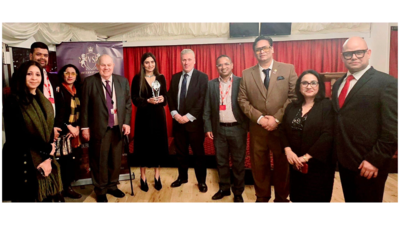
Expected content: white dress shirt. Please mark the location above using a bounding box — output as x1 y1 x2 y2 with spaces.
257 60 274 124
170 69 196 122
337 65 371 98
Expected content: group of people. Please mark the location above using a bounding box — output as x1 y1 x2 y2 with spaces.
2 35 397 203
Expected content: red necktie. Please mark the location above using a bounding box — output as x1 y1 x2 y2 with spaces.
338 75 354 108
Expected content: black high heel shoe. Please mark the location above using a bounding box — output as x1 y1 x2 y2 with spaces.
140 178 149 192
154 176 162 191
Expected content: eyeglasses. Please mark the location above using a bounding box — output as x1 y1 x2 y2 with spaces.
342 49 368 60
255 46 272 54
300 81 318 88
64 72 77 76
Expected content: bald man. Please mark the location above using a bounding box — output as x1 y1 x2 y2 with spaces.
81 54 132 202
332 37 397 202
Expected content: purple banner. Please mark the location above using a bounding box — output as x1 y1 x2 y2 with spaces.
56 41 124 79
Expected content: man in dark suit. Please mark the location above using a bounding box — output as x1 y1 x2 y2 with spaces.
167 49 209 192
29 42 64 141
203 55 248 202
332 36 397 202
238 36 297 202
81 54 132 202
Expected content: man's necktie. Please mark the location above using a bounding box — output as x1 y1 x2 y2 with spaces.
179 74 188 112
105 80 115 127
338 75 354 108
263 69 271 90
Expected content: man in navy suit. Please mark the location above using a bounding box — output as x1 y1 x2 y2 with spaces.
332 36 397 202
203 55 248 202
167 49 209 193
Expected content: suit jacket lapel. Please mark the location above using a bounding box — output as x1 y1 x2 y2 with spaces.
231 75 239 109
113 75 123 122
94 74 108 109
267 62 279 96
342 68 374 107
250 66 267 99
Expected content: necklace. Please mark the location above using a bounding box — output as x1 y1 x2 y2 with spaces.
145 74 154 78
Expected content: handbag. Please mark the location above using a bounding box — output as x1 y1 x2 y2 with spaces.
55 135 73 157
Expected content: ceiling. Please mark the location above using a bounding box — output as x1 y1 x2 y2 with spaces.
65 23 152 38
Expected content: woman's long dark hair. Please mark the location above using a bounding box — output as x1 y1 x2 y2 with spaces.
293 69 326 106
57 64 82 91
10 60 44 104
139 52 160 96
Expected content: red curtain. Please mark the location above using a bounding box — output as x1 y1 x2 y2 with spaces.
123 38 348 138
389 28 398 78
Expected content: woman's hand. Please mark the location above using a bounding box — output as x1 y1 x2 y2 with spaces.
147 97 158 105
37 159 52 177
284 147 302 169
67 125 79 138
157 95 164 103
50 143 56 156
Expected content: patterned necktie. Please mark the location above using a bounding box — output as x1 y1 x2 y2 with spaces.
338 75 354 108
105 80 115 127
179 74 188 113
262 69 271 90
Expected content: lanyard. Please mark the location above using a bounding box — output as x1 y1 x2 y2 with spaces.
219 78 233 105
102 80 114 105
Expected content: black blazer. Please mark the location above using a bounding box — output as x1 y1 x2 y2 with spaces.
279 99 334 164
80 73 132 140
167 69 208 133
331 67 398 171
203 75 249 135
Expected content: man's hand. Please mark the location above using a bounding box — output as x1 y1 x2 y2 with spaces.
54 127 62 141
82 129 90 142
358 160 379 179
264 115 278 131
206 132 214 140
180 115 190 124
259 117 269 129
122 124 131 136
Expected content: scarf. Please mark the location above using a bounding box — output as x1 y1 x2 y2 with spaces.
18 90 63 201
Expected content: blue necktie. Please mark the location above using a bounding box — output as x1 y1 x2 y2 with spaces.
263 69 271 90
179 74 188 113
105 80 114 127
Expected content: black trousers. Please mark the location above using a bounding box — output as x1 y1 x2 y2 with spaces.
89 126 122 196
213 125 247 195
339 163 389 202
174 125 206 183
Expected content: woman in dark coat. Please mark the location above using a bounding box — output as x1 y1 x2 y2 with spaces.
279 70 335 202
55 64 83 199
3 61 63 202
131 52 168 192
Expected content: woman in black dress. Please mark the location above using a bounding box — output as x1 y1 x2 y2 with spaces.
3 61 63 202
131 52 168 192
279 70 335 202
55 64 83 199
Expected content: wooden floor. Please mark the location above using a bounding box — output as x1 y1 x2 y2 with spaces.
64 167 398 203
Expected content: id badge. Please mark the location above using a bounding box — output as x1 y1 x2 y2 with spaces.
48 98 55 104
219 105 226 111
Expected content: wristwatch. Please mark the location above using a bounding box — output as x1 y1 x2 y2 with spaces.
274 118 280 124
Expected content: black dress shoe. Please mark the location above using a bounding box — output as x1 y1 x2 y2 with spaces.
106 189 125 198
198 183 208 193
211 189 231 200
170 178 188 188
154 177 162 191
97 194 108 202
140 178 149 192
64 186 82 199
234 195 244 202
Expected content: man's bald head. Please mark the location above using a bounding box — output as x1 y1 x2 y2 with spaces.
341 36 371 73
96 54 115 79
